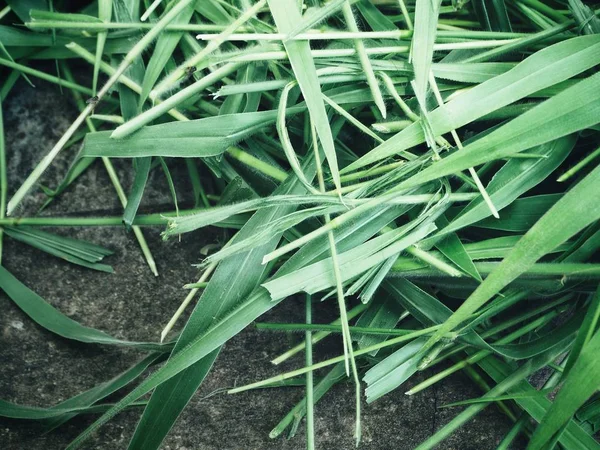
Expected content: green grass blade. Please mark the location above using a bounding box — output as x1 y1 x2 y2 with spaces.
0 266 169 351
138 0 195 108
395 71 600 193
421 162 600 356
472 0 512 32
268 0 342 192
93 0 113 94
344 35 600 172
83 108 300 158
528 298 600 448
411 0 441 104
440 135 576 236
123 157 152 229
562 286 600 380
341 2 386 118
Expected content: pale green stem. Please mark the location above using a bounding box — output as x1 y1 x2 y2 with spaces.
271 303 369 365
518 0 569 23
0 5 11 20
339 161 404 184
313 125 361 444
0 58 94 96
342 1 387 118
323 94 384 143
26 21 253 32
228 324 444 394
397 0 413 30
557 145 600 182
196 30 530 41
141 0 163 21
218 40 516 63
93 0 112 94
305 295 315 450
111 62 244 139
183 281 209 289
66 43 188 122
6 0 197 215
406 246 462 277
226 147 288 182
90 114 125 124
428 71 499 218
160 261 218 342
152 0 266 98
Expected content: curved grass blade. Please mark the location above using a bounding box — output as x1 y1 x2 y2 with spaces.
267 0 342 192
0 266 170 351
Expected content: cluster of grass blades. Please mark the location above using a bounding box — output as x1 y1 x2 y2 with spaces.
1 0 600 448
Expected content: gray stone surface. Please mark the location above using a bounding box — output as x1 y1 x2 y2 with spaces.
0 80 521 449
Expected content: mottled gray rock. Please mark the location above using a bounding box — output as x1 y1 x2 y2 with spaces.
0 80 521 450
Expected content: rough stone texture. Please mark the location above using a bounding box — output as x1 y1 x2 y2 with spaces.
0 80 521 449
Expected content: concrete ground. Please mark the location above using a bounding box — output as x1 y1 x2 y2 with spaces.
0 81 521 449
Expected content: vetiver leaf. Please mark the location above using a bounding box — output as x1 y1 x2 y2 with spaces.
421 162 600 355
344 35 600 172
267 0 342 191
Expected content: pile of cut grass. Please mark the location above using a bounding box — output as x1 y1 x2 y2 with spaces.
1 0 600 448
